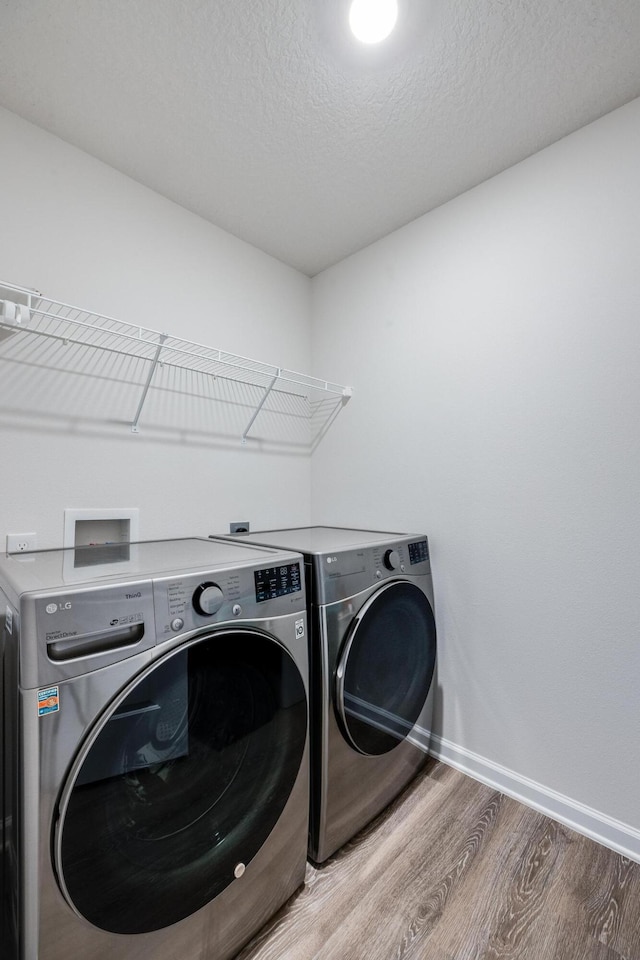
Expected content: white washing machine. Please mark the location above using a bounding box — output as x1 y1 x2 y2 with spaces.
0 537 309 960
220 527 437 863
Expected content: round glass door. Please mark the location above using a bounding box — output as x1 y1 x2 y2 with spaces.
335 582 436 756
55 630 307 934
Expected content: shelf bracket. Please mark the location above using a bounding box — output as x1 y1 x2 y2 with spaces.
131 334 167 433
241 372 279 444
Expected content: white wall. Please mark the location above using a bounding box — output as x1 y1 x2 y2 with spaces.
3 95 640 856
311 98 640 845
0 107 312 546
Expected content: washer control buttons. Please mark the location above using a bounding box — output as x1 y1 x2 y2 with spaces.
232 604 242 617
171 617 185 632
192 582 225 617
383 549 400 571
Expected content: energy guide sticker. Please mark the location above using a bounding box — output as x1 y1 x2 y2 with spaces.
38 686 60 717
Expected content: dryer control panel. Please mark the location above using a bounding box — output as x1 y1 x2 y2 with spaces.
316 537 431 606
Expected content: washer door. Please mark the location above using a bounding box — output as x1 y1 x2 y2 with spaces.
335 581 436 756
54 629 307 935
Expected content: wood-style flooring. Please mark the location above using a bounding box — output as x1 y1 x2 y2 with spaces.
237 760 640 960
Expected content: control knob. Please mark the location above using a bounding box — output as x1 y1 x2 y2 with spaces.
383 549 400 571
193 582 224 616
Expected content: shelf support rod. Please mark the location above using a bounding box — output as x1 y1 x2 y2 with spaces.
241 372 279 444
131 334 168 433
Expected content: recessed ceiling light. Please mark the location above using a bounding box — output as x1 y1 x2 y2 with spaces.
349 0 399 44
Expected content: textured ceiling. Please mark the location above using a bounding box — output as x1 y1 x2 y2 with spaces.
1 0 640 276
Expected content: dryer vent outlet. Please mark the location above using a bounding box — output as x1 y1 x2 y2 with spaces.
230 522 250 534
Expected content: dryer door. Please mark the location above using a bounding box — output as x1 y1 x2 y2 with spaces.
335 581 436 756
53 629 307 935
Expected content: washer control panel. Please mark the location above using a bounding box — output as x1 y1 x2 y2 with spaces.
254 561 302 603
153 558 304 638
408 539 429 565
383 549 400 570
192 582 225 616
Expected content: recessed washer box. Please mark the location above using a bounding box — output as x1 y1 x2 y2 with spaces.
63 508 140 577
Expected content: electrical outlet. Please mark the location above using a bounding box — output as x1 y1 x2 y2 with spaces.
230 522 250 534
6 532 38 553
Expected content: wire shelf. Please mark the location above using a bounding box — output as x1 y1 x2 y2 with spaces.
0 281 352 442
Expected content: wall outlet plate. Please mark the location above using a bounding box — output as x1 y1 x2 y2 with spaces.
6 532 37 553
230 522 250 534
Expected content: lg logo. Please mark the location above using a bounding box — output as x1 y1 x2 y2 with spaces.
326 556 338 564
45 601 72 614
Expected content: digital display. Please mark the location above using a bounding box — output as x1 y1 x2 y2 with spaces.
408 540 429 565
255 562 302 603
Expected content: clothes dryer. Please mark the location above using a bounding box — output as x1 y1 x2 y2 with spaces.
0 537 308 960
220 527 436 863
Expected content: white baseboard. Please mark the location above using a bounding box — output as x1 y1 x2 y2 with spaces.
421 731 640 864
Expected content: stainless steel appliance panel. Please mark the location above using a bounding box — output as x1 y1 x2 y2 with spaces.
1 538 309 960
217 526 437 863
